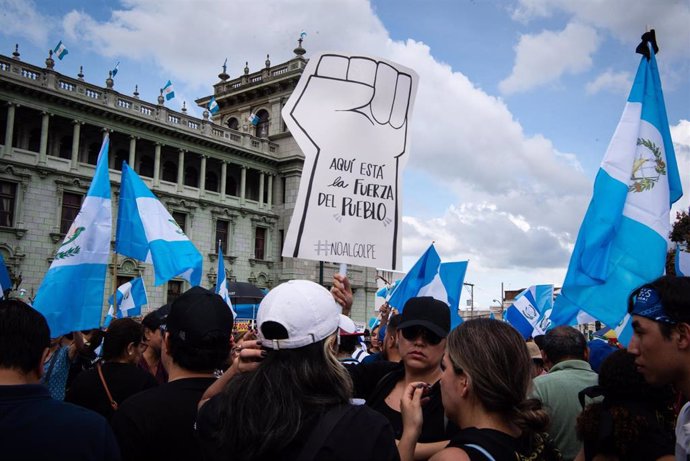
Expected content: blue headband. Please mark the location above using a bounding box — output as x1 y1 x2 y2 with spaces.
631 287 677 325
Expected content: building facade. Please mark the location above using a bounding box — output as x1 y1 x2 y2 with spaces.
0 42 379 324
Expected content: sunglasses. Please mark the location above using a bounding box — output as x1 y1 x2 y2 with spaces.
400 326 443 345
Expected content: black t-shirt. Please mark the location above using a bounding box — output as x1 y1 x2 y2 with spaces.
111 377 216 461
448 428 562 461
196 394 400 461
66 362 158 421
347 361 459 443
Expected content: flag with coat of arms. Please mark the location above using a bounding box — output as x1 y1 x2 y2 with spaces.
33 136 112 336
215 245 236 318
551 31 681 333
504 285 554 339
104 277 148 326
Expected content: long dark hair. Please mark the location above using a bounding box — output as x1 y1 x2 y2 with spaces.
217 334 352 460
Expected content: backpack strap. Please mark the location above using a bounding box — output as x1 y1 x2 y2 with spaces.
296 404 353 461
463 443 498 461
96 362 118 411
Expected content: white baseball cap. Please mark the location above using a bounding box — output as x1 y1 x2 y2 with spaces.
257 280 341 350
339 314 364 336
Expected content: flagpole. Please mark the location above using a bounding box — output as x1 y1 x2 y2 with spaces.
111 252 118 315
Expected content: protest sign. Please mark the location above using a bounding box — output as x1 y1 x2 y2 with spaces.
281 53 418 270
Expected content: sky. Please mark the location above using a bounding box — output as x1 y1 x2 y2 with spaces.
2 0 689 309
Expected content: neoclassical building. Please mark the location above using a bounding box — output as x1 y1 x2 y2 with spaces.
0 40 379 324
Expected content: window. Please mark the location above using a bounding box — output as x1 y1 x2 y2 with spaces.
184 166 198 188
172 212 186 233
162 161 177 182
139 155 154 177
87 143 100 165
281 176 286 204
116 276 133 291
227 117 239 130
205 172 219 192
60 192 83 234
0 181 17 227
279 229 284 262
114 149 128 171
167 280 183 303
255 110 269 138
215 220 229 254
254 227 266 260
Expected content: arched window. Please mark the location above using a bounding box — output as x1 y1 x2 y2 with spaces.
162 161 177 182
184 166 199 188
206 172 219 192
139 155 154 177
255 109 269 138
226 117 239 130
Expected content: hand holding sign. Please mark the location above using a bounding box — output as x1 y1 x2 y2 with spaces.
282 53 418 270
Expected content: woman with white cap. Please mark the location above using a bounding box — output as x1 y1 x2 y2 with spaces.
196 279 399 461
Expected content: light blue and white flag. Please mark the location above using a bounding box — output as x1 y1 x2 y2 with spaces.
248 113 259 126
0 252 12 299
162 80 175 101
376 279 401 300
33 137 111 336
439 261 468 329
53 40 68 60
116 162 202 286
614 313 634 346
111 62 120 78
215 245 236 318
676 243 690 276
104 277 148 326
387 244 442 311
551 39 681 329
503 285 553 339
208 97 220 115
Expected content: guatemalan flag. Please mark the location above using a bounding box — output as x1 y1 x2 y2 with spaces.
162 80 175 101
34 136 112 336
208 97 220 115
215 246 236 318
53 40 68 60
676 243 690 276
551 31 682 329
505 285 553 339
248 113 259 126
104 277 148 326
387 243 468 328
116 162 202 286
0 252 12 299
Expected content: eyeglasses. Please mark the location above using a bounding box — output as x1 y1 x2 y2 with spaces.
400 326 443 345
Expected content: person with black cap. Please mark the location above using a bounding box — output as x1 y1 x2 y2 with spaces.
342 293 459 459
111 286 233 461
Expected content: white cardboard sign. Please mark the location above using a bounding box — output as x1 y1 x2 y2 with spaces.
281 53 418 270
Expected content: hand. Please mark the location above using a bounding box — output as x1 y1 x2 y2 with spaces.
331 274 353 315
232 339 264 374
400 382 429 440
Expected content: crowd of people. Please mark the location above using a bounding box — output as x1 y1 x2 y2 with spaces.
1 274 690 460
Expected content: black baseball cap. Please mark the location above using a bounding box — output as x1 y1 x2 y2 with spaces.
165 286 234 348
397 297 451 338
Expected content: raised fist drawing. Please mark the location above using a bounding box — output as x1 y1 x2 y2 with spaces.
282 53 418 270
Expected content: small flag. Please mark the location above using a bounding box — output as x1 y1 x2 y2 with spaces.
215 245 236 318
300 31 307 40
248 113 259 126
104 277 148 326
33 136 111 336
111 62 120 78
504 285 554 339
115 162 202 286
0 253 11 299
208 96 220 115
676 243 690 276
551 32 682 329
162 80 175 101
53 41 68 60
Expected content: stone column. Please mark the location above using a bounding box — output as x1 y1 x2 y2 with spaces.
220 161 227 201
128 136 137 169
267 174 273 208
38 112 49 165
177 149 185 191
3 103 15 156
70 120 81 171
240 166 247 204
259 172 265 208
153 143 161 187
199 154 207 192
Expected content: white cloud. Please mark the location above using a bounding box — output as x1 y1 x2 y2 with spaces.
499 22 599 94
671 120 690 217
586 69 632 95
0 0 54 46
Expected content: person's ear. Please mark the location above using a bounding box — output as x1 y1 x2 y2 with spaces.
676 323 690 350
126 342 137 357
162 332 172 356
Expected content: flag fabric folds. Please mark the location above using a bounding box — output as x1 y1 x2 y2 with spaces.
111 62 120 78
53 41 68 60
215 246 237 318
439 261 468 329
0 252 12 299
162 80 175 101
104 277 148 326
116 162 202 286
551 40 681 329
208 97 220 115
33 137 112 336
248 113 259 126
505 285 553 339
676 243 690 276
